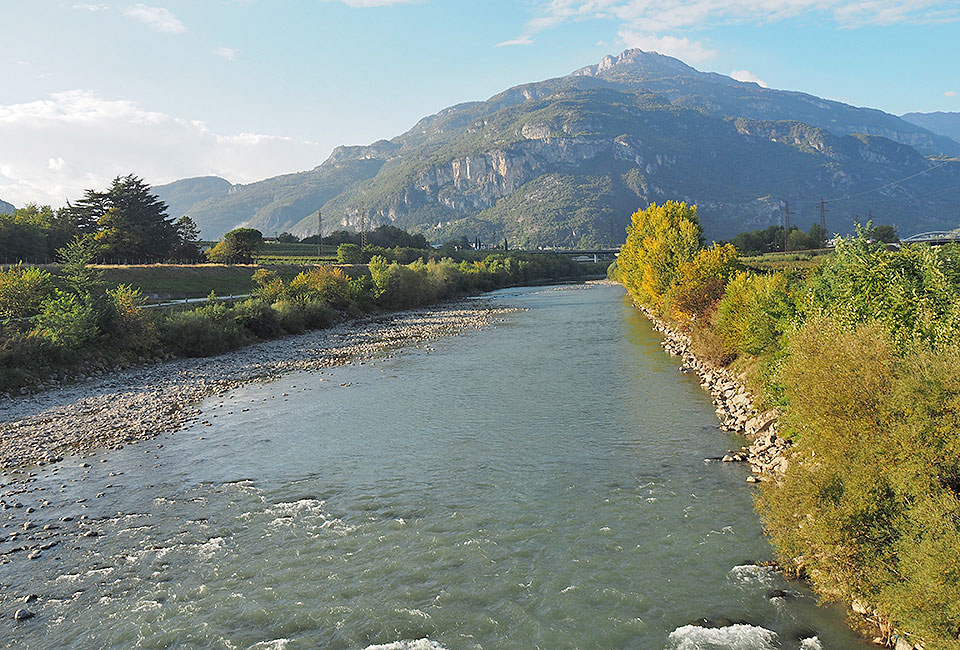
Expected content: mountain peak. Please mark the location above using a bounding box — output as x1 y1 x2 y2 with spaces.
570 48 699 79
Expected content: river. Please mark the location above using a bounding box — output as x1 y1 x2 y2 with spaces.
1 282 871 650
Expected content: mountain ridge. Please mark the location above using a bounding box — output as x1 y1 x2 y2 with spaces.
901 111 960 146
155 49 960 244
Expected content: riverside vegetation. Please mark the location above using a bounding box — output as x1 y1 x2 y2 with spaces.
613 201 960 650
0 238 592 394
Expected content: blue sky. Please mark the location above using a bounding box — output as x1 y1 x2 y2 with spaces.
1 0 958 206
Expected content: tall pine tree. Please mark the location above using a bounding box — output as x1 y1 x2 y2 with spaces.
64 175 178 261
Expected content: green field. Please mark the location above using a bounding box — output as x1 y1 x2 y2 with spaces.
739 248 834 273
98 264 315 300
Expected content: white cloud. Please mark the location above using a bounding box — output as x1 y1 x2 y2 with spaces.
618 31 717 63
213 47 239 60
496 36 534 47
730 69 768 87
122 4 187 34
0 90 327 208
946 90 958 97
520 0 960 36
320 0 419 6
73 3 107 10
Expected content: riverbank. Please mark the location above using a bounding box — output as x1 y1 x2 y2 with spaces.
0 300 516 472
632 301 789 482
633 301 927 650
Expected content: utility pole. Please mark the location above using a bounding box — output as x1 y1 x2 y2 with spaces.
317 209 322 258
784 200 791 251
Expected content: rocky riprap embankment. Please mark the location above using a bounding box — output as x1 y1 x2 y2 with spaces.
635 304 789 483
637 302 929 650
0 302 515 472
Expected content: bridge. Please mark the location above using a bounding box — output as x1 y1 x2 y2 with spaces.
532 248 621 262
900 231 960 245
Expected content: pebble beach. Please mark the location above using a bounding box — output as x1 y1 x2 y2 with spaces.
0 300 515 472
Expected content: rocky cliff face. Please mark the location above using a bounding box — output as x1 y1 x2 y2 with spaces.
0 198 15 215
159 48 960 244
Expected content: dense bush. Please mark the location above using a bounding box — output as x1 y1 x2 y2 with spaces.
616 201 960 648
715 271 799 357
0 264 55 318
160 302 250 357
666 243 740 321
759 320 960 648
0 250 589 392
232 299 282 339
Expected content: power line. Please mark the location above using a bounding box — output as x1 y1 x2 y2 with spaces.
795 158 954 205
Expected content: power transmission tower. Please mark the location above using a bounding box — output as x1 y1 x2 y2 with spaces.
359 204 367 248
784 200 791 251
317 209 322 258
819 198 828 247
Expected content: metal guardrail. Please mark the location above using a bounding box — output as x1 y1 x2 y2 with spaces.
140 294 251 309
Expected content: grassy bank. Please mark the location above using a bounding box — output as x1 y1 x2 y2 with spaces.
614 202 960 650
0 251 592 394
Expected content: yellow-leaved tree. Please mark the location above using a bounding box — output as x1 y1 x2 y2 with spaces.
618 201 702 312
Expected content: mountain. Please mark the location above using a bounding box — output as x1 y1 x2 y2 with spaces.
572 50 960 158
153 176 233 235
901 112 960 146
157 49 960 245
0 199 15 214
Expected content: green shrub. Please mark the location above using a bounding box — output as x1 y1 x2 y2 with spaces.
0 264 55 318
0 330 55 390
666 243 740 321
272 299 305 334
160 303 249 357
103 284 158 354
336 243 364 264
715 271 799 357
32 290 99 348
233 298 281 339
287 267 353 309
759 321 960 647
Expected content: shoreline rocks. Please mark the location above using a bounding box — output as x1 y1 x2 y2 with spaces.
636 301 924 650
635 303 789 482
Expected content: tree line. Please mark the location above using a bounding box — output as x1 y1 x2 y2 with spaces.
1 175 202 264
0 247 591 392
614 201 960 649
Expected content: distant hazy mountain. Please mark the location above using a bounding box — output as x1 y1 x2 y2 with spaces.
901 112 960 147
153 176 233 235
0 198 15 214
156 49 960 244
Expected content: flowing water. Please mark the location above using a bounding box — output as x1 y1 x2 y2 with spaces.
1 282 872 650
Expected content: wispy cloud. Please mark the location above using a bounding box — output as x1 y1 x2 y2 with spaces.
73 3 107 10
213 47 239 61
122 4 187 34
519 0 960 35
319 0 420 6
496 36 534 47
946 90 958 97
618 31 716 63
0 90 325 209
730 69 768 87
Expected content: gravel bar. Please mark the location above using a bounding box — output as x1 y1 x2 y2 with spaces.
0 300 516 472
